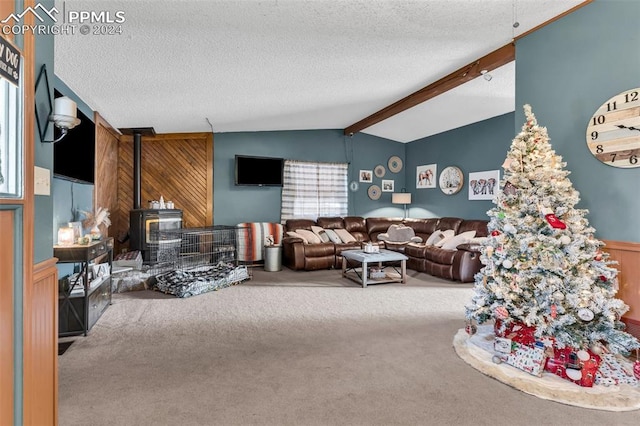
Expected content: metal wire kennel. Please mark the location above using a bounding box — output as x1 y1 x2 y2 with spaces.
148 225 252 297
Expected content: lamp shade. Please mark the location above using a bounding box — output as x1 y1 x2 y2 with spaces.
54 96 77 118
392 193 411 205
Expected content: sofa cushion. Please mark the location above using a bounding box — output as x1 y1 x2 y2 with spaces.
334 228 356 243
316 217 344 229
404 218 439 235
311 225 330 242
436 217 464 233
440 230 476 250
433 229 456 247
377 224 422 243
458 220 489 238
324 229 343 243
424 247 458 264
295 229 322 244
344 216 368 241
285 219 316 232
286 231 306 243
425 230 445 246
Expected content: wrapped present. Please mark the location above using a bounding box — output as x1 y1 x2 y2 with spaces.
595 354 639 387
494 319 537 347
544 346 601 387
496 341 547 376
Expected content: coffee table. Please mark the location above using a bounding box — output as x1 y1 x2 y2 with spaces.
341 249 408 288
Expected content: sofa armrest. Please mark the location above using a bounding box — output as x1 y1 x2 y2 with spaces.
456 243 482 252
282 237 305 270
452 247 482 282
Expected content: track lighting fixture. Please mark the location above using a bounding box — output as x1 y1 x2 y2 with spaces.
481 70 492 81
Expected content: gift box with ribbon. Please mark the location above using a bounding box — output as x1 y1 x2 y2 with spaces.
494 319 537 347
544 346 601 387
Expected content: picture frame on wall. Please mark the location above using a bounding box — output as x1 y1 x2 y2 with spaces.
359 170 373 183
381 179 394 192
468 170 500 200
416 164 437 189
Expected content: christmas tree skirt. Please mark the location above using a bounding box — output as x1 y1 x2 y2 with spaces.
453 326 640 411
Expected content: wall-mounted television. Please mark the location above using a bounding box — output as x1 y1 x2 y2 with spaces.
235 155 284 186
53 89 95 184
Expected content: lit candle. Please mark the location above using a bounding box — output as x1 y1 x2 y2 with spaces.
57 227 75 246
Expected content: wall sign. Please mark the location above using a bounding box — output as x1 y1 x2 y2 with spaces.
0 36 21 86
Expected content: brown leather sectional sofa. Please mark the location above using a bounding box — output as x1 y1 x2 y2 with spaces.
282 216 488 282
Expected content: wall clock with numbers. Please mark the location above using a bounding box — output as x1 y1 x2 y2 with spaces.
586 87 640 168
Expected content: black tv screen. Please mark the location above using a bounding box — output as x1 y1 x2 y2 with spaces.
235 155 284 186
53 90 95 184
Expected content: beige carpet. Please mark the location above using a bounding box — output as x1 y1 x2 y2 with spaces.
59 268 640 425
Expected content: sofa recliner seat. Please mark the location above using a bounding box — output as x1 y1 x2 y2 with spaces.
282 216 488 282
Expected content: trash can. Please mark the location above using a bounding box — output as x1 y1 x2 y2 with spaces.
264 245 282 272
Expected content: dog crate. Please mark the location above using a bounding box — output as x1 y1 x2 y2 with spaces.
148 225 252 297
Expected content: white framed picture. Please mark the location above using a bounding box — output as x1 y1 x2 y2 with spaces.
381 179 394 192
416 164 437 189
468 170 500 200
359 170 373 183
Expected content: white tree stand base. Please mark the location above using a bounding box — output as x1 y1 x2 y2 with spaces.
453 326 640 411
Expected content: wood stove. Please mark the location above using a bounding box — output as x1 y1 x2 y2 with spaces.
129 209 183 262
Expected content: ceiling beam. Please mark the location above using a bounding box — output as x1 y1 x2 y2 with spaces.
344 43 515 136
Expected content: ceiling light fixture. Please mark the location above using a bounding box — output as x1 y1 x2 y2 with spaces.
481 70 492 81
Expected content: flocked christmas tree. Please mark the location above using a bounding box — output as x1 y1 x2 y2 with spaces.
465 104 639 356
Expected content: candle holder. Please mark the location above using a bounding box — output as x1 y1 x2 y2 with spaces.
57 226 75 246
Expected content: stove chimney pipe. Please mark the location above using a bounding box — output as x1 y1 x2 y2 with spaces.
118 127 156 210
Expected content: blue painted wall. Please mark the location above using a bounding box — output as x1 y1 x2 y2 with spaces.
213 129 406 225
405 112 514 220
516 0 640 242
32 0 55 263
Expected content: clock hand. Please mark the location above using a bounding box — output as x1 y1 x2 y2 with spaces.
616 124 640 132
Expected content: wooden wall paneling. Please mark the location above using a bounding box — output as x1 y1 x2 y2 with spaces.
116 132 213 253
94 112 121 238
0 210 14 425
25 259 58 425
602 240 640 339
206 132 213 225
19 0 57 422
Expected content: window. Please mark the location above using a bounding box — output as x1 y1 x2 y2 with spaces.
281 160 348 222
0 53 23 198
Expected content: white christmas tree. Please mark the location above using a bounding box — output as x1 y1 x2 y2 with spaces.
466 105 639 355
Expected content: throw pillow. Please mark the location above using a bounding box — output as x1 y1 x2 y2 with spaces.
388 224 415 242
433 229 457 247
334 228 356 243
377 232 390 242
425 230 444 246
286 231 307 243
324 229 343 244
296 229 322 244
440 230 477 250
310 225 330 243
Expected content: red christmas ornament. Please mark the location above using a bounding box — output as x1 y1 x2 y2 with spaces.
491 230 501 237
495 306 509 320
600 275 607 282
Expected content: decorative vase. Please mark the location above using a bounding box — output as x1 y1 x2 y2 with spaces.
90 225 101 240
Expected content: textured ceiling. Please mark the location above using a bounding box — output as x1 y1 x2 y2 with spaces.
54 0 585 142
